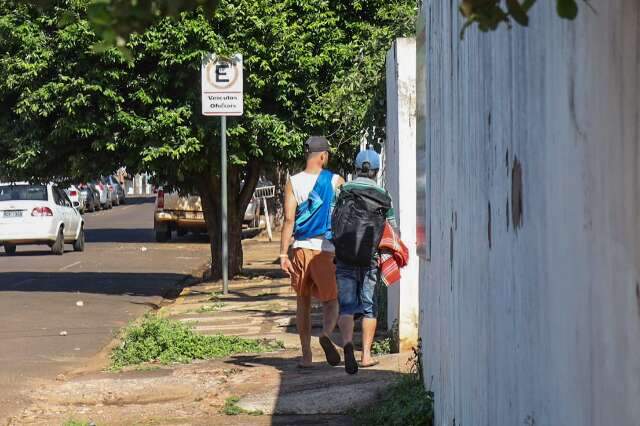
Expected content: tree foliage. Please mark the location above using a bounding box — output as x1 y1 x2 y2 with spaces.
25 0 217 51
0 0 417 277
459 0 588 38
0 2 127 181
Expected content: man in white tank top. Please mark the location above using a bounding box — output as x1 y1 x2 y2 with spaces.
280 136 345 368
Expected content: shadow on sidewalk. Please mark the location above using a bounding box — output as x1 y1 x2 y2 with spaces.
0 271 187 298
223 352 408 422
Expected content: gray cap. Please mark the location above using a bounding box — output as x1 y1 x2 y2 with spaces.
304 136 330 154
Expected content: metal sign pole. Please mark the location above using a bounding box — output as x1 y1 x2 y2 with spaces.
202 53 242 295
221 116 229 294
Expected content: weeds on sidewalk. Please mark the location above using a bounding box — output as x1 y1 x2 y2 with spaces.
353 373 433 426
197 301 226 313
110 315 283 369
371 337 393 355
222 396 263 416
371 320 400 355
354 340 433 426
63 420 92 426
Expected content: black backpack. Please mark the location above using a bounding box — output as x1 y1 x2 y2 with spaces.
331 186 392 266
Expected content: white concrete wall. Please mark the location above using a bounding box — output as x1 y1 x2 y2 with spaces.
416 1 640 425
385 38 419 351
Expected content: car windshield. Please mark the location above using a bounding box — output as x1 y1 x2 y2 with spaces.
0 184 48 201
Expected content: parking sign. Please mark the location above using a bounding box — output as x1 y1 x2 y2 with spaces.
201 54 243 116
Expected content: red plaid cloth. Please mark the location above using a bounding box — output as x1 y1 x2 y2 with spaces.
378 222 409 286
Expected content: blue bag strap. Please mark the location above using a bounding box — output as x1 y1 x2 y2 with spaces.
294 170 334 240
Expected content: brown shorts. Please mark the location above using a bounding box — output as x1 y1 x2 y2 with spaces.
290 248 338 302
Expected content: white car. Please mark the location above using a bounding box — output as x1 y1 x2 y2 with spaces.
0 182 85 255
65 185 86 213
90 179 113 209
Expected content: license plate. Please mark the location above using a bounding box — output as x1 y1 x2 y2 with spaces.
3 210 23 218
185 212 204 220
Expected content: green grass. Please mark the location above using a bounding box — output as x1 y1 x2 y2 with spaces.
196 301 226 313
222 396 263 416
209 290 223 300
62 420 92 426
110 315 283 369
353 374 434 426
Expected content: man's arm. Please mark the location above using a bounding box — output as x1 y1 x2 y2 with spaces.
279 179 296 276
331 175 346 210
385 191 399 234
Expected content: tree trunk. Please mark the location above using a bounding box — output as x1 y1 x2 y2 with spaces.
197 159 261 281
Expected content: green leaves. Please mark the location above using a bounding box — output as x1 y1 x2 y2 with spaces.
27 0 219 46
1 0 416 186
459 0 583 38
557 0 578 19
506 0 530 26
0 1 129 181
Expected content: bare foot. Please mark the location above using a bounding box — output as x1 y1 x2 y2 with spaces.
359 356 379 368
298 352 313 368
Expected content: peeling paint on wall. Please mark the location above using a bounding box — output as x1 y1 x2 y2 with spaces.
488 201 492 249
636 282 640 317
511 157 523 231
506 198 510 231
449 226 454 292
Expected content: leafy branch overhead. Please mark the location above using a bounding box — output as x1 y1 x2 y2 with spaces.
26 0 217 48
459 0 588 38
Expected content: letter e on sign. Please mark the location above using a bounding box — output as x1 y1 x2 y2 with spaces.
201 53 243 116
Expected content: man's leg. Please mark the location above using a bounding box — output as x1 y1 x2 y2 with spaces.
296 294 313 366
318 299 341 366
338 314 358 374
335 261 359 374
338 314 355 345
322 299 339 337
360 317 377 365
360 266 380 366
312 252 341 365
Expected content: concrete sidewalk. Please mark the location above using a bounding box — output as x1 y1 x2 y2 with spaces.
10 239 411 425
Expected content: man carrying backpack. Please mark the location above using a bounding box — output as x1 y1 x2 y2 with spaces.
331 147 396 375
280 136 345 369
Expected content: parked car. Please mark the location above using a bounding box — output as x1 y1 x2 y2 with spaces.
0 182 85 255
78 183 100 212
65 185 86 214
105 175 126 205
107 182 118 206
153 184 270 242
153 190 206 242
90 179 113 209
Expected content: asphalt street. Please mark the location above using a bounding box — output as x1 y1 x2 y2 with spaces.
0 197 211 420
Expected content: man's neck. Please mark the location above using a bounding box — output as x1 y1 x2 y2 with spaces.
305 165 323 174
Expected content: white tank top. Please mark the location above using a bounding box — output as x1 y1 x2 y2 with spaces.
290 171 340 252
